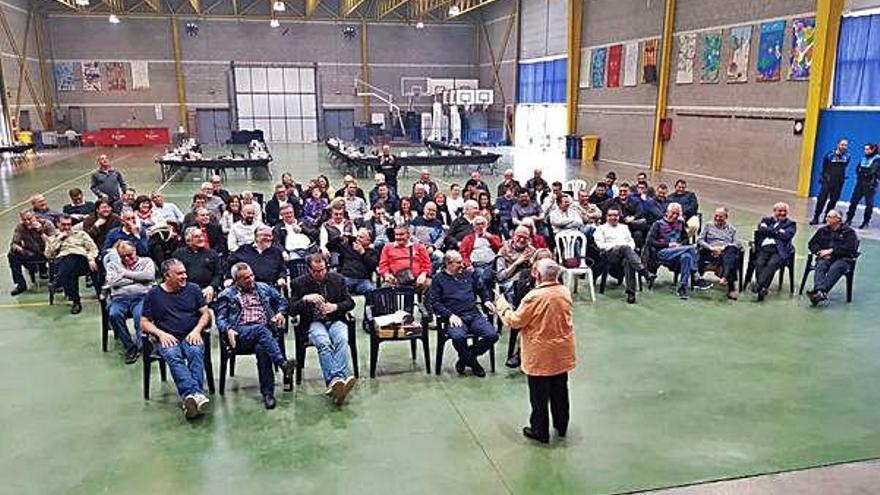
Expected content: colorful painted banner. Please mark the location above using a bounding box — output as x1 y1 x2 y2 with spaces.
676 33 697 84
623 41 639 87
606 44 623 88
591 47 607 88
105 62 127 91
727 25 752 83
82 62 102 92
700 30 722 83
642 38 659 83
54 62 76 91
788 17 815 80
131 61 150 90
757 20 786 82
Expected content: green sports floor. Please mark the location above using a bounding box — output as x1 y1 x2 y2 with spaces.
1 144 878 495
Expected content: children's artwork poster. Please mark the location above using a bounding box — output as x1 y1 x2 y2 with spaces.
105 62 128 91
642 38 659 83
54 63 76 91
676 33 696 84
623 41 639 87
580 49 592 88
727 25 752 83
700 30 722 83
131 61 150 90
788 17 815 81
81 62 102 92
606 44 623 88
591 47 607 89
757 20 786 82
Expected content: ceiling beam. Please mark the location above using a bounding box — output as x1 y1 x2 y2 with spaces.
341 0 366 16
47 0 79 9
444 0 497 19
102 0 124 11
143 0 162 12
189 0 200 14
305 0 320 16
376 0 408 18
411 0 447 19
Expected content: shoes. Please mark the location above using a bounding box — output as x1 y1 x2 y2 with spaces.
280 359 297 384
678 287 689 300
335 376 357 406
505 353 521 369
809 290 828 307
38 271 49 280
805 289 816 297
808 218 820 226
859 222 870 230
757 288 767 302
194 393 210 415
328 378 345 404
727 290 739 301
644 272 657 289
693 278 713 291
455 359 466 375
263 394 277 410
844 220 852 227
124 347 140 365
555 427 567 438
70 301 82 315
626 292 636 304
522 426 549 444
183 395 199 419
10 285 26 296
471 361 486 378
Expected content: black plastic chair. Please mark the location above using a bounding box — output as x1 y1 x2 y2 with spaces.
596 251 644 294
798 241 860 303
363 287 431 378
218 323 289 395
141 331 215 400
435 313 497 375
292 313 359 385
743 240 795 294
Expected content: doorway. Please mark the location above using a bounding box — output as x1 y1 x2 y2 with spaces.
197 109 232 144
323 109 355 141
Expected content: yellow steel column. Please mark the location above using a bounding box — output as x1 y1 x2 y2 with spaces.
360 20 371 123
796 0 844 197
650 0 676 172
565 0 583 134
171 17 188 132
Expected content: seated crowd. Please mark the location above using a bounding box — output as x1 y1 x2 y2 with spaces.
6 154 861 418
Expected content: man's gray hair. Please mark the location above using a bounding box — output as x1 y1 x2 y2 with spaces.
184 226 202 242
256 225 273 236
444 250 463 264
161 258 185 278
536 258 562 282
666 202 682 214
464 199 479 209
230 262 251 280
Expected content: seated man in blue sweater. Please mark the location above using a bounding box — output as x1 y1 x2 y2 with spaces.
101 208 150 257
430 250 498 377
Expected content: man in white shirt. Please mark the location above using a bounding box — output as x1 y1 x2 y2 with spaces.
343 182 368 225
273 204 313 259
151 191 184 224
228 203 263 252
200 182 225 219
594 208 654 304
548 195 584 235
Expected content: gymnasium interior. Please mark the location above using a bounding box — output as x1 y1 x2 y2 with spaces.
1 0 880 494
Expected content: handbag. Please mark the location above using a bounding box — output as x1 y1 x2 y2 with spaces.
394 245 416 286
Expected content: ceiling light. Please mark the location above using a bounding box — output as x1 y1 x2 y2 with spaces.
415 21 425 29
448 4 460 16
74 0 89 6
270 18 280 28
108 14 120 23
273 0 285 12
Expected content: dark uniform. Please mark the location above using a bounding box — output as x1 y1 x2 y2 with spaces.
811 149 851 224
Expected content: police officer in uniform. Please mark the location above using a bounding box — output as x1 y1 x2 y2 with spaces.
810 139 851 225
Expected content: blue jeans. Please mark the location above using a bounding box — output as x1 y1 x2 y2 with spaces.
448 313 498 364
109 295 144 351
657 245 698 290
236 323 285 397
345 277 375 296
157 339 205 399
579 224 596 238
308 320 350 386
813 258 853 293
473 262 495 290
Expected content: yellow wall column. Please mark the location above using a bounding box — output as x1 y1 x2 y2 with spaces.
361 20 371 123
171 17 188 132
796 0 845 197
650 0 676 172
565 0 583 134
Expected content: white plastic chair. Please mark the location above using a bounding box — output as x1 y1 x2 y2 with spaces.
564 179 590 194
554 230 596 302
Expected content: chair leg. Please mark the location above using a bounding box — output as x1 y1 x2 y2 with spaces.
587 270 596 303
159 360 168 382
599 271 608 294
348 323 360 379
229 355 236 377
777 266 784 291
142 351 152 401
846 272 854 303
203 339 215 395
369 336 379 379
295 340 306 386
489 343 496 373
422 333 431 374
788 262 795 294
409 339 417 361
435 331 446 375
219 354 228 396
507 329 518 360
798 267 811 296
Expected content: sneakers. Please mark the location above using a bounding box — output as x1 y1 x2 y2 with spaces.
692 278 713 291
328 378 345 404
124 347 140 365
335 376 357 406
183 395 199 419
263 394 277 410
70 301 82 315
678 287 689 300
505 352 521 369
10 285 26 296
809 290 828 307
626 292 636 304
756 288 768 302
194 393 210 415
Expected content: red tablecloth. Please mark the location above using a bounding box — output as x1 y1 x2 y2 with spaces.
81 127 170 146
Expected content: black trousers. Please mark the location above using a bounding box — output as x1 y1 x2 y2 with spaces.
528 372 570 439
604 245 643 294
55 254 98 304
846 179 876 225
703 246 739 291
813 176 844 221
754 244 782 291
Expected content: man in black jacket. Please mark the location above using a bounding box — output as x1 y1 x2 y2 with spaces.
172 226 223 304
752 202 797 301
226 226 286 287
330 228 378 296
265 183 302 227
289 253 357 405
806 210 859 306
601 183 648 246
191 207 227 257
